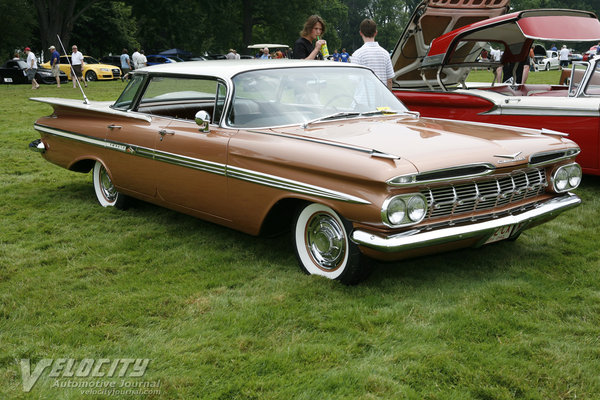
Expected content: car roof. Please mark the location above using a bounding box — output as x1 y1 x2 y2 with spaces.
133 59 366 80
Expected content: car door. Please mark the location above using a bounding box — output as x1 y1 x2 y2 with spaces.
141 76 233 220
103 115 164 198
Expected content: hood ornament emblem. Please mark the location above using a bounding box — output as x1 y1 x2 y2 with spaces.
494 151 522 160
494 151 526 164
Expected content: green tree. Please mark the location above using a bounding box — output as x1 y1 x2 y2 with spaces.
0 0 36 59
32 0 102 59
71 1 138 58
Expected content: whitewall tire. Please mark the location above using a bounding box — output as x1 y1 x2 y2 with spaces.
92 161 127 209
292 203 370 284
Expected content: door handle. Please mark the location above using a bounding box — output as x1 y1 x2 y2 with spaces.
108 124 122 129
158 129 175 141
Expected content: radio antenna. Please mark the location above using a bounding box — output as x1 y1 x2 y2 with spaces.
56 34 89 104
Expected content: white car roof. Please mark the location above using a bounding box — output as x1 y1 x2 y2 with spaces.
135 59 366 80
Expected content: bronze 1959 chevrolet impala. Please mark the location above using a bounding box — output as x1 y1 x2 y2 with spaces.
30 60 582 283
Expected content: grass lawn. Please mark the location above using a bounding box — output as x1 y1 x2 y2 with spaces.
1 77 599 399
467 68 562 84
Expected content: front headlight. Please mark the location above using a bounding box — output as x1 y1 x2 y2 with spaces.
382 194 428 227
551 163 582 192
101 68 109 72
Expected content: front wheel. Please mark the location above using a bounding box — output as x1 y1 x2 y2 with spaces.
92 161 127 209
85 70 97 81
292 203 370 284
545 63 550 71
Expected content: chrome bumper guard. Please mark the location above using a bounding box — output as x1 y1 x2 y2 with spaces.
352 193 581 253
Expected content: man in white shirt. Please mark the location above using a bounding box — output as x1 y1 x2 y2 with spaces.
131 49 141 69
25 47 39 89
351 19 394 89
559 45 570 69
490 47 503 84
71 45 86 88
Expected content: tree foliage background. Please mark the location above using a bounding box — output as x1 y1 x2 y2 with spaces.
1 0 599 60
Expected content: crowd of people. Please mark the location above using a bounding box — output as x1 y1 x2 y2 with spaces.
12 44 149 88
221 15 393 88
14 14 396 90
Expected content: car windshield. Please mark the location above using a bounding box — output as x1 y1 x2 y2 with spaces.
228 66 407 128
83 56 100 64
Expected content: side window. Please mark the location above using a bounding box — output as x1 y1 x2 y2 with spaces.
583 65 600 96
135 76 222 122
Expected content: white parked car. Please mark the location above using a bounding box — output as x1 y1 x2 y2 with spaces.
538 50 560 70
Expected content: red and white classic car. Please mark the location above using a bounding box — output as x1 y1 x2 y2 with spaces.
391 1 600 176
30 60 582 283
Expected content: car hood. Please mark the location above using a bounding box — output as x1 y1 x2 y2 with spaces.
274 115 576 173
391 0 509 88
91 63 120 70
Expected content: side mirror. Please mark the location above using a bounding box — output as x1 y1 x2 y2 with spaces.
195 110 211 132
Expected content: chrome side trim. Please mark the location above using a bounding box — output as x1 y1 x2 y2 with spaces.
155 152 227 176
34 124 369 205
351 193 580 252
499 105 600 117
36 124 108 148
35 124 156 160
226 166 371 204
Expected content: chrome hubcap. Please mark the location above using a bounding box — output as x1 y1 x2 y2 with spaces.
306 212 346 270
99 167 117 202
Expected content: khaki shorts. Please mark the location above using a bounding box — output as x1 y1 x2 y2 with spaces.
52 64 60 77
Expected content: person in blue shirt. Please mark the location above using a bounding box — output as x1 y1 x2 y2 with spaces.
332 50 339 61
120 48 131 81
49 45 61 87
339 48 349 62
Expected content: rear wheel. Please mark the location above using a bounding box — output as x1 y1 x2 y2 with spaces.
92 161 127 209
292 203 370 284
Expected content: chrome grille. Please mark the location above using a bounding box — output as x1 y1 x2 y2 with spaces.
422 169 547 220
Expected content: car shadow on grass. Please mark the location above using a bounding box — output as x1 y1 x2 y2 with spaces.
26 178 596 288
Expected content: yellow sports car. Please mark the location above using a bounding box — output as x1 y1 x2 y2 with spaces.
41 55 121 81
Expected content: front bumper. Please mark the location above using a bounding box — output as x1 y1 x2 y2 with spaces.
352 193 581 253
